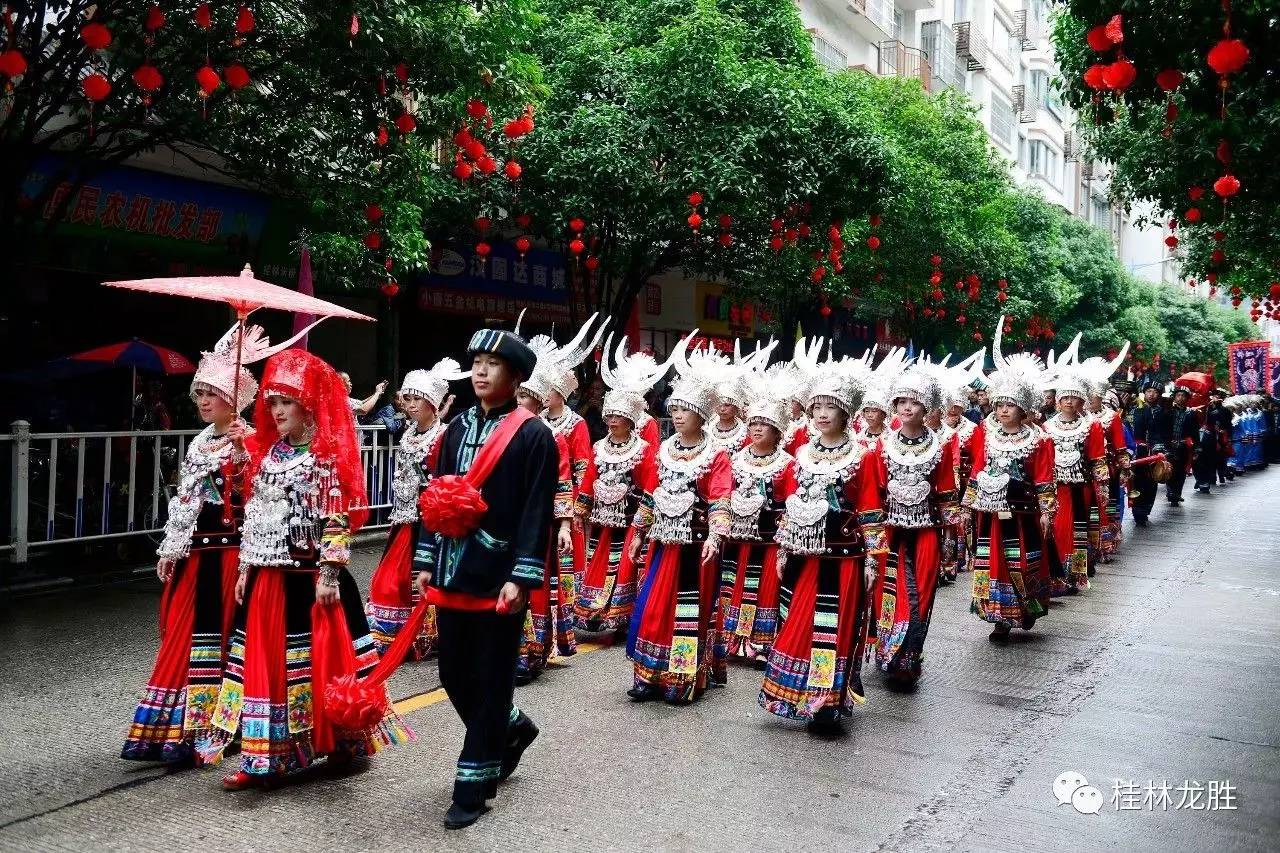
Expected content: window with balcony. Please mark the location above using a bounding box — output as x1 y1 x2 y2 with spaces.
811 34 848 71
1027 139 1061 188
921 20 964 91
1027 69 1062 119
894 9 905 41
992 18 1015 67
990 94 1014 150
954 0 969 23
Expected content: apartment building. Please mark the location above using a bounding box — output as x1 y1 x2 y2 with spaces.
797 0 1135 256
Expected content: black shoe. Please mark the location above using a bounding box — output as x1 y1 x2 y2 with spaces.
806 709 843 738
627 684 658 702
499 714 539 782
514 670 534 687
1133 514 1148 527
443 802 489 830
989 626 1011 644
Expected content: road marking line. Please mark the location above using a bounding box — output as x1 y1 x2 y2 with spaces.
390 636 618 715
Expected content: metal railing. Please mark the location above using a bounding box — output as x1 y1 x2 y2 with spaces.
849 0 895 37
879 40 932 92
4 420 397 564
921 20 965 93
954 21 989 71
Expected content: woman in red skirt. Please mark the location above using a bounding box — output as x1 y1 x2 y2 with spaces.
626 335 733 705
963 321 1058 644
720 367 793 665
122 324 261 765
762 366 887 735
199 349 411 789
514 336 576 683
574 335 666 635
365 360 467 659
874 368 961 688
1042 350 1109 595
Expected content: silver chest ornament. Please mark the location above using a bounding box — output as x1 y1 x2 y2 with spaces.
239 445 342 568
778 439 862 555
883 430 942 528
728 449 789 541
388 422 443 525
157 425 238 560
589 436 645 528
649 436 717 544
1047 417 1088 483
972 422 1038 514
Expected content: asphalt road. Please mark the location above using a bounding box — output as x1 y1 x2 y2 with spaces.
1 471 1277 852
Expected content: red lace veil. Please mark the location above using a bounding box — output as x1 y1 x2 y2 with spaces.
246 350 369 531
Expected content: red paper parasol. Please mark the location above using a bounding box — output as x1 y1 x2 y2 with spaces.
1174 371 1212 407
104 264 375 409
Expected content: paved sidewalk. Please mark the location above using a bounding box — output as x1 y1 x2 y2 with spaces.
1 473 1277 852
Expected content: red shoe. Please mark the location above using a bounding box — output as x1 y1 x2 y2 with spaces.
222 770 262 791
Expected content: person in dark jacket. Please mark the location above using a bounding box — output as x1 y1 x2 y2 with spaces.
413 325 558 830
1165 386 1201 505
1129 386 1170 525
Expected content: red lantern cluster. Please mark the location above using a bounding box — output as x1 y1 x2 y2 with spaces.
1083 15 1134 96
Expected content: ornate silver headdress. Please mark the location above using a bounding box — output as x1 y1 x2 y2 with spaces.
400 357 471 409
987 315 1046 413
547 312 609 398
1077 342 1130 399
743 363 792 432
599 333 678 425
666 331 719 420
191 319 324 413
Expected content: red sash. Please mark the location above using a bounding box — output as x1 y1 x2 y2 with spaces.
314 405 533 748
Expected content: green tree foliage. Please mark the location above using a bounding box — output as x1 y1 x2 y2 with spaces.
1051 0 1279 295
2 0 539 288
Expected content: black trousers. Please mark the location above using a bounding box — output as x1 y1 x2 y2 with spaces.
1165 450 1188 503
436 606 527 808
1130 457 1157 519
1193 443 1218 490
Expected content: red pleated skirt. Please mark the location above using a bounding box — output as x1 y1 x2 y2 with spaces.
366 523 437 659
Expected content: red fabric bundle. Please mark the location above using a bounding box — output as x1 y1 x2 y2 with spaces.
418 474 489 538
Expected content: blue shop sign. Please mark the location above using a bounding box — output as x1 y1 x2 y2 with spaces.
420 243 567 303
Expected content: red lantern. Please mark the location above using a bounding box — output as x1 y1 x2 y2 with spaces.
476 155 497 175
769 235 783 253
1207 39 1249 75
194 2 213 30
687 212 702 231
1184 207 1201 223
364 232 382 250
196 65 221 97
465 99 488 120
235 5 256 34
719 214 733 230
785 228 799 244
1083 63 1109 90
869 214 882 227
366 204 384 222
930 254 942 266
1213 230 1226 242
1211 249 1226 265
820 305 832 318
922 307 934 318
395 113 417 134
972 331 983 341
584 256 600 271
866 235 881 251
568 238 585 255
770 218 783 232
475 241 492 258
1104 14 1124 44
452 158 473 179
514 236 531 256
1086 25 1111 52
1214 174 1240 198
473 216 491 232
997 278 1008 290
381 281 400 298
463 139 486 161
718 233 733 247
504 160 523 181
0 50 27 78
1216 139 1232 165
130 63 161 93
956 314 966 325
997 291 1008 303
394 63 409 85
798 223 812 238
827 225 841 241
144 5 166 31
376 125 389 146
81 23 113 51
224 64 251 90
688 191 703 206
569 217 585 233
966 274 980 287
1155 68 1184 92
384 258 394 272
1269 283 1280 299
1103 60 1137 91
929 273 942 285
1189 186 1205 201
811 266 827 283
82 73 111 102
1165 235 1179 248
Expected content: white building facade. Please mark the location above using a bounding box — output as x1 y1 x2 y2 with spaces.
796 0 1136 257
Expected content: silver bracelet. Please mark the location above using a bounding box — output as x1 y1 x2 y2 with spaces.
318 565 341 588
